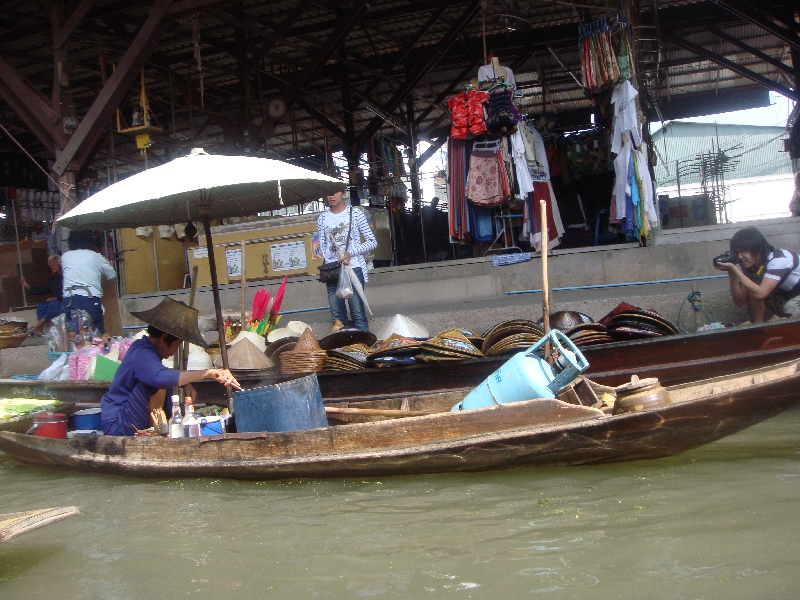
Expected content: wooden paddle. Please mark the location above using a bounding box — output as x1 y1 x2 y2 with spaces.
0 506 80 542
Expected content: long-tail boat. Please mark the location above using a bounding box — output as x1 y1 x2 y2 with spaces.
4 319 799 405
0 359 798 480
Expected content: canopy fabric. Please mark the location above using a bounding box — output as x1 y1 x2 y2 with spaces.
56 152 344 230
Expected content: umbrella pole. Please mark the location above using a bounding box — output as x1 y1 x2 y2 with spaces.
201 211 233 409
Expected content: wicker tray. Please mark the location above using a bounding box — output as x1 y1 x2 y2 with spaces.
0 321 27 336
0 334 27 350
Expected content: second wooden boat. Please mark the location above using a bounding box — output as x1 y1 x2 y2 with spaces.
1 359 798 481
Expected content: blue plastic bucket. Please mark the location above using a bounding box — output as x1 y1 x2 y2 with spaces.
72 407 102 430
199 415 230 436
233 373 328 433
453 330 589 411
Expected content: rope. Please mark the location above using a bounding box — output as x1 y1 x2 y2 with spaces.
676 290 712 333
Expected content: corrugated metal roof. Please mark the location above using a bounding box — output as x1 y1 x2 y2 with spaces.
651 122 792 186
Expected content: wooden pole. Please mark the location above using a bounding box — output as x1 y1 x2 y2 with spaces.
10 196 27 306
540 199 551 360
239 240 247 329
181 265 199 371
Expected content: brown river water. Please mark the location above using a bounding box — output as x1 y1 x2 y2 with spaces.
1 406 799 599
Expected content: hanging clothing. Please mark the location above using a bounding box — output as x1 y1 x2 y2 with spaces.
477 64 517 88
521 182 564 251
446 90 489 139
467 149 506 206
611 80 641 154
485 89 517 134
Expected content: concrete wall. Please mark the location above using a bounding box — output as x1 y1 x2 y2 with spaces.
118 216 800 329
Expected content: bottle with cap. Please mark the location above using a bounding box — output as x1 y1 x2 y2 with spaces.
182 396 201 438
168 394 183 439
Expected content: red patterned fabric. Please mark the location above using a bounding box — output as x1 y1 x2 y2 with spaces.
447 90 489 139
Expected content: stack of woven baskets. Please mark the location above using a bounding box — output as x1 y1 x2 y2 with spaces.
279 329 327 375
0 319 28 350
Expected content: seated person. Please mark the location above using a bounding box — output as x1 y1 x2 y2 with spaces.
101 298 239 436
713 227 800 323
20 254 63 335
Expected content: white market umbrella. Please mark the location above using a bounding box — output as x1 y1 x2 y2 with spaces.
57 149 344 382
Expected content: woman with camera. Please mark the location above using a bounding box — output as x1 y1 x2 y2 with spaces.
713 227 800 323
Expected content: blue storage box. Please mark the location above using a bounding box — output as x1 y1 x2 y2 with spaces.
199 415 230 436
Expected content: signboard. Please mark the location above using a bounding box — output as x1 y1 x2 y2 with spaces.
270 240 307 271
192 246 208 259
225 248 242 278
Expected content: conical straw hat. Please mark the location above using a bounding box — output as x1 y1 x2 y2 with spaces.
289 328 322 353
130 298 207 348
214 338 273 370
375 314 428 340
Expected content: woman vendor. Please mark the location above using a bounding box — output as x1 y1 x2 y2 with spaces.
101 298 239 436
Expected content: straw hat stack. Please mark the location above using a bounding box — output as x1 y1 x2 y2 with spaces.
215 338 274 371
325 343 371 370
481 320 544 356
279 329 327 374
366 333 424 367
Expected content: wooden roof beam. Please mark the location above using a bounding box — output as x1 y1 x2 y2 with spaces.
281 0 371 108
711 0 800 51
708 26 795 76
53 0 175 175
356 0 481 146
662 31 797 100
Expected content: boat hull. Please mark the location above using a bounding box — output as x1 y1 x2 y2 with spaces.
1 361 798 480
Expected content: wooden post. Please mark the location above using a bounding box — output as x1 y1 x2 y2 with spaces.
239 240 247 329
540 200 551 360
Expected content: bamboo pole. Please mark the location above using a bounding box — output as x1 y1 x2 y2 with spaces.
540 200 551 360
239 240 247 329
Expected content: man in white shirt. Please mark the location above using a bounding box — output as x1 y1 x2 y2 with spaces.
62 230 117 334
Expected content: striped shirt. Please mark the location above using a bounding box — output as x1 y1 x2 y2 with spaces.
317 206 378 282
764 249 800 297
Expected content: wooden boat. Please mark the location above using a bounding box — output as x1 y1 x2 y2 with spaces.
0 402 75 433
5 318 800 405
1 359 798 481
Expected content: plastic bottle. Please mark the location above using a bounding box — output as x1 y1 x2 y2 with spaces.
182 396 201 438
168 394 183 439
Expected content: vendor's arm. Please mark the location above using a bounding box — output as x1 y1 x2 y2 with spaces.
715 261 779 302
177 368 239 388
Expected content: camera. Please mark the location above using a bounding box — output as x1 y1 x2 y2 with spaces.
713 250 738 267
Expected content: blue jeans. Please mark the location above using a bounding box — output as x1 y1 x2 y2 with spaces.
64 294 105 334
326 266 369 331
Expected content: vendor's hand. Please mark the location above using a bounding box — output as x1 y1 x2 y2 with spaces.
208 368 240 389
340 251 351 266
46 297 57 302
19 277 29 289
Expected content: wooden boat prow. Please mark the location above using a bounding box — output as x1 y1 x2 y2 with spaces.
1 360 798 480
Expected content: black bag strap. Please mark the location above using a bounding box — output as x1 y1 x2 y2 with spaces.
344 206 353 251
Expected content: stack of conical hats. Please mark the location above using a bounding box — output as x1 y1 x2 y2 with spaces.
279 328 327 374
325 343 371 370
604 308 679 341
416 329 484 362
366 333 424 367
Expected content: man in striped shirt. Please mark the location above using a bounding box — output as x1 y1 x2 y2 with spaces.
714 227 800 323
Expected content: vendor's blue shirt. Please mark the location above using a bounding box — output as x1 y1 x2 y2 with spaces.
100 337 180 425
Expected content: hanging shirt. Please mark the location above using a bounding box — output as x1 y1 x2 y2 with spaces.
611 80 641 154
477 64 517 88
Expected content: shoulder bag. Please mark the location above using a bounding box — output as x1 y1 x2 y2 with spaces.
318 208 352 283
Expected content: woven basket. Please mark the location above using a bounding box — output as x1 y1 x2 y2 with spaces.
0 322 27 336
0 334 27 350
